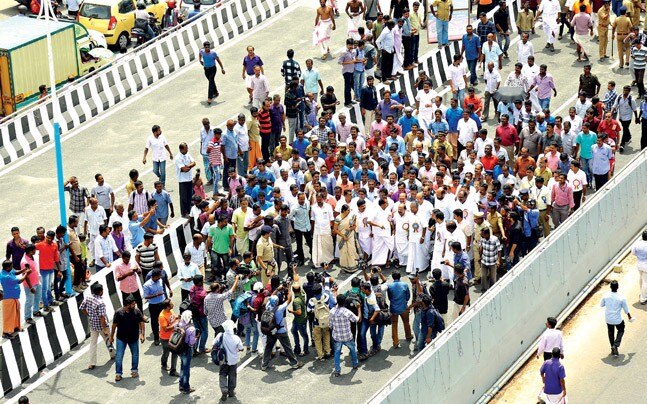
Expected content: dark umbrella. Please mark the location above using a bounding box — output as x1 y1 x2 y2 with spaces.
492 86 526 104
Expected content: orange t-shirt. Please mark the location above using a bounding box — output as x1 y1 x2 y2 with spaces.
158 309 177 340
571 0 592 14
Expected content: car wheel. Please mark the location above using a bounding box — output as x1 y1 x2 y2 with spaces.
117 32 129 49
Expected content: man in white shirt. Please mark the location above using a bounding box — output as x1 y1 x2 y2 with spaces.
84 198 107 248
536 317 564 360
392 204 411 265
563 107 583 134
184 234 207 275
516 32 535 66
448 54 468 105
483 62 501 121
457 110 478 157
175 142 196 218
310 192 334 268
415 81 437 135
234 114 250 175
178 252 201 301
600 280 632 356
274 169 296 198
535 0 561 52
367 198 393 266
249 66 270 109
143 125 173 187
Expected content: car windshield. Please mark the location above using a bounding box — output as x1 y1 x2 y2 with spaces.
79 3 111 19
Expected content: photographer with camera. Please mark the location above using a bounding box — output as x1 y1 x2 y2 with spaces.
204 275 241 337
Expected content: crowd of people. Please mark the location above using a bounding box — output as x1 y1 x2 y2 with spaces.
1 0 647 400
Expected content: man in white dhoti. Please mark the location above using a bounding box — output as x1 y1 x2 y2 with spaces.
391 18 404 76
430 210 447 274
406 202 429 274
368 198 393 267
441 220 466 283
632 231 647 304
345 0 365 40
415 81 437 137
314 0 336 60
355 199 373 260
522 56 542 112
535 0 560 52
310 192 335 268
393 204 411 265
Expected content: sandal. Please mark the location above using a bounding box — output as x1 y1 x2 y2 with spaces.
87 365 96 370
115 375 123 382
131 372 139 378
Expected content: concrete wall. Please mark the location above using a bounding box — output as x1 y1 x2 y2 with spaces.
370 149 647 404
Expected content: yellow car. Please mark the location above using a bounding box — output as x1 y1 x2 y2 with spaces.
77 0 167 48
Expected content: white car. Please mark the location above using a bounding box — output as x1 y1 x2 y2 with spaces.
178 0 221 20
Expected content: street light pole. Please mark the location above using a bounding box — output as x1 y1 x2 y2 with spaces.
40 1 73 295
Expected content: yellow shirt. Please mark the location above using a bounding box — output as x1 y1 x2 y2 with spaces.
432 0 452 21
613 15 632 35
432 139 454 158
597 6 610 28
231 207 249 237
534 167 553 184
273 145 293 160
247 119 260 143
516 10 535 32
126 180 136 196
486 212 505 237
572 0 592 13
256 236 274 263
410 11 422 33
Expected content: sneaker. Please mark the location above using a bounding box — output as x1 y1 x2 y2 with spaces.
115 375 123 382
26 318 36 325
131 371 139 378
332 370 341 377
33 311 43 317
290 361 305 369
228 391 236 398
169 370 179 377
182 387 196 394
261 364 271 371
220 393 228 402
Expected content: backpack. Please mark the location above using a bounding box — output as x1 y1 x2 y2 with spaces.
260 305 278 335
211 334 226 366
313 295 331 328
431 307 445 334
179 297 197 317
373 291 391 326
232 292 253 318
168 325 188 353
344 290 362 313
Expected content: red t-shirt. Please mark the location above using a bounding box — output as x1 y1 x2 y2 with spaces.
495 124 519 147
258 109 272 136
480 155 499 171
36 241 59 270
598 119 621 140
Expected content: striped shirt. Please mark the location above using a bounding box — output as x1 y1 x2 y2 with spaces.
631 46 647 69
129 190 151 216
258 108 272 136
207 139 223 166
135 242 158 273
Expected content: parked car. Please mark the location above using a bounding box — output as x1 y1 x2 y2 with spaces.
77 0 166 48
178 0 220 20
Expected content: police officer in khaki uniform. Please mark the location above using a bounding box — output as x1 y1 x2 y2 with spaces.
472 212 491 285
613 7 633 68
598 0 611 60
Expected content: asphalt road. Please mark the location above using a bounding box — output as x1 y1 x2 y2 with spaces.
1 2 645 403
492 246 646 404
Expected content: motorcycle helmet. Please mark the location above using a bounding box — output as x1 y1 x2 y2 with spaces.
167 0 176 8
137 1 146 9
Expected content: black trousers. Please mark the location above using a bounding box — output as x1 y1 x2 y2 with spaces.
642 118 647 150
381 50 394 82
223 158 236 189
179 181 193 216
594 173 609 190
261 134 271 161
402 35 413 67
636 68 646 97
121 290 143 312
149 302 164 341
607 321 625 348
72 254 85 286
294 229 312 262
542 352 552 361
204 66 218 99
620 119 632 146
343 72 354 105
573 190 583 211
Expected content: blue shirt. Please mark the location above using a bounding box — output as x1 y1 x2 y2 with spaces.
378 100 401 119
273 301 290 334
0 269 21 299
360 86 379 110
445 106 464 132
398 115 419 136
601 292 630 325
254 170 275 184
461 34 481 61
354 169 377 181
251 185 272 201
188 9 201 20
152 190 172 220
129 218 145 247
421 306 442 340
200 50 218 68
429 119 449 135
387 280 411 315
143 278 165 304
522 208 540 237
222 129 238 160
320 174 336 194
386 136 406 155
590 144 613 175
292 138 310 158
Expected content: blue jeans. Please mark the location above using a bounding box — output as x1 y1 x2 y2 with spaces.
237 151 249 176
244 317 260 350
40 270 54 307
353 70 365 100
193 316 209 353
202 155 213 181
454 88 466 106
211 165 222 195
496 32 510 53
291 322 309 354
179 348 193 391
23 284 42 319
413 311 422 343
412 35 420 62
580 157 593 185
466 59 478 84
153 160 166 185
538 97 551 110
436 19 449 45
115 338 139 375
333 340 358 373
358 318 370 355
369 323 384 351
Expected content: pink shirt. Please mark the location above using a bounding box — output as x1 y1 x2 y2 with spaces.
551 183 575 208
115 262 140 293
570 13 592 35
545 151 560 171
20 255 40 287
